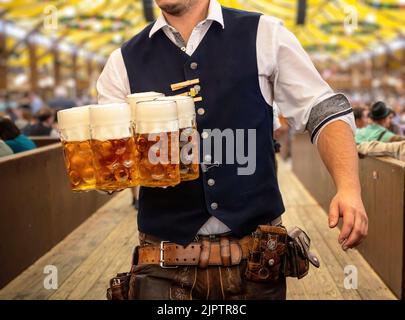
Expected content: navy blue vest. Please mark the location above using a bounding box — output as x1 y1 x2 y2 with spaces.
122 7 285 245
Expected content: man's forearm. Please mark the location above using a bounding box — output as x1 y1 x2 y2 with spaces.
317 121 361 194
316 120 367 250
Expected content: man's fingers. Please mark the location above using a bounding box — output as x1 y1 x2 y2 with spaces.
328 198 340 228
342 213 368 250
338 208 355 244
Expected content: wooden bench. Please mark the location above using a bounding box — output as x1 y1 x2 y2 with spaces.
0 143 110 289
291 133 405 299
29 136 60 148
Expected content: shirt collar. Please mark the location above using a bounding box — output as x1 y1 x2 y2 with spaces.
149 0 224 38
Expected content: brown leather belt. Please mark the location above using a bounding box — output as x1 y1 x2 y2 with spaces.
138 234 251 268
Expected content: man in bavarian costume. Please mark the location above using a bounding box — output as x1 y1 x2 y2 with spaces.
97 0 368 300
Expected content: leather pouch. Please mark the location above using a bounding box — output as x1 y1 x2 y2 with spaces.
106 272 131 300
107 246 139 300
283 227 320 279
245 225 288 282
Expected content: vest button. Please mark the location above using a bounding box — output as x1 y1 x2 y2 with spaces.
210 202 218 210
190 62 198 70
201 132 209 139
197 108 205 116
207 179 215 187
194 85 201 93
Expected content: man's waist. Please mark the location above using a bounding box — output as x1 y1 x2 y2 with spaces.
137 232 251 268
197 216 283 236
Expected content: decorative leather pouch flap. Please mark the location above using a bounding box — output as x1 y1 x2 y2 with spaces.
284 227 320 279
288 227 320 268
245 225 288 282
106 272 131 300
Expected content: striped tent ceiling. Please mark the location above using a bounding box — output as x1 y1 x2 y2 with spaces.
1 0 405 68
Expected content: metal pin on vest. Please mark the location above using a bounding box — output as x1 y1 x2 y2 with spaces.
201 161 220 172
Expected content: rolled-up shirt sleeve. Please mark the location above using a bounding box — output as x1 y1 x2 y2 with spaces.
270 21 355 144
96 48 131 104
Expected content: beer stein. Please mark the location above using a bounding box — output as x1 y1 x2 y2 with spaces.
135 100 180 187
126 92 164 128
157 96 199 181
57 106 96 192
89 103 138 191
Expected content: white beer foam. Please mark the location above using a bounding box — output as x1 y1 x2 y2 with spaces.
91 125 132 141
136 121 179 135
61 128 91 142
90 103 132 141
156 96 196 129
57 106 93 142
127 92 165 121
127 91 164 101
135 100 179 134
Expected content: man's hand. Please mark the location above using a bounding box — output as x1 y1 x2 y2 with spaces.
316 120 369 251
328 190 368 251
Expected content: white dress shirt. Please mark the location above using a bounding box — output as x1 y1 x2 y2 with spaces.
97 0 355 235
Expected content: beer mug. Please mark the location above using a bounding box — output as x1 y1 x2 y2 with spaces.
126 91 164 124
135 100 180 187
57 106 96 192
89 103 138 191
157 96 199 181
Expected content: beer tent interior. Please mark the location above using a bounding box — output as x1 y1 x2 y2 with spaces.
0 0 405 100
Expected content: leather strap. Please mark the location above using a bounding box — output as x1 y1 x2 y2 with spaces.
199 239 211 268
138 237 249 267
220 236 231 267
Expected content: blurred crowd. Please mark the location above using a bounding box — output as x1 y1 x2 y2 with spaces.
2 86 405 162
348 94 405 161
0 87 96 158
349 92 405 136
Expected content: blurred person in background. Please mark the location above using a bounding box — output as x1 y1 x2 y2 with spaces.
388 109 402 135
356 102 405 162
355 101 405 144
30 92 44 114
0 138 13 157
77 91 94 106
23 107 58 137
0 117 36 154
0 90 7 112
19 92 32 111
13 105 33 130
48 86 77 110
1 93 18 121
400 106 405 124
353 107 369 134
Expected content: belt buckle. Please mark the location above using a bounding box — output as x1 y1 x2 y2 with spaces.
160 241 179 269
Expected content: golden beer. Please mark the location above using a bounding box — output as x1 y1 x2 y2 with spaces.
127 92 165 194
91 137 138 191
90 103 138 191
62 140 96 191
135 100 180 187
157 96 199 182
135 132 180 187
57 106 97 192
179 126 199 181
